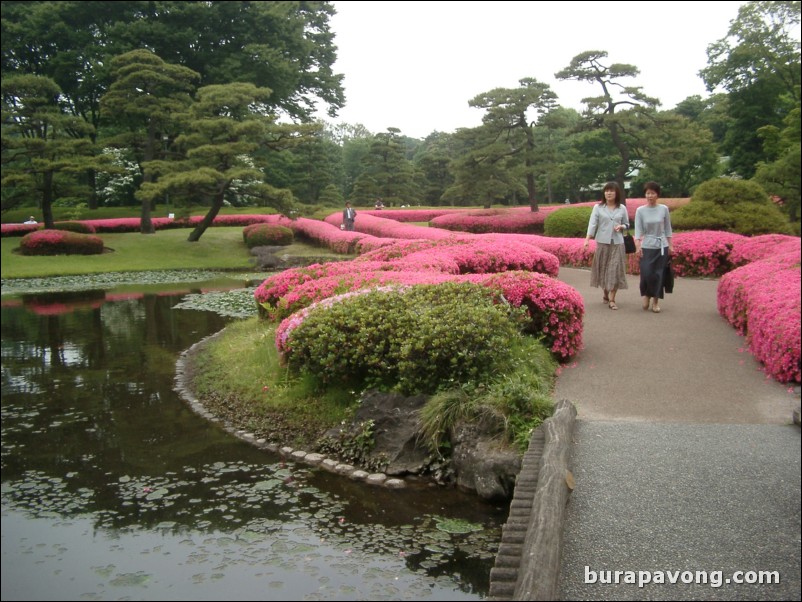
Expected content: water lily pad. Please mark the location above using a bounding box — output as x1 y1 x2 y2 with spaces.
433 517 483 534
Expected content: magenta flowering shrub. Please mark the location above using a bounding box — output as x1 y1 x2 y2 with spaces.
254 261 438 318
323 211 457 242
1 223 40 237
717 248 801 383
19 229 104 255
361 209 469 222
465 271 584 359
430 207 554 234
669 231 745 277
273 271 585 361
356 239 449 262
242 223 293 248
398 238 560 276
266 269 455 321
257 238 562 319
728 234 800 266
528 236 596 269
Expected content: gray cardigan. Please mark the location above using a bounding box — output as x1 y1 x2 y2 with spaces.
586 204 629 244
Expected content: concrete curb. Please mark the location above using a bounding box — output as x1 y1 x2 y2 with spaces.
489 399 577 600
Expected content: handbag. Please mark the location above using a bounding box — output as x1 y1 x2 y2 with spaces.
623 230 636 254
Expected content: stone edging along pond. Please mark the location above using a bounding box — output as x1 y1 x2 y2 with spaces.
174 330 408 490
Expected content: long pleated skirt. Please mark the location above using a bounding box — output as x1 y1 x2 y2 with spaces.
590 242 628 291
639 247 669 299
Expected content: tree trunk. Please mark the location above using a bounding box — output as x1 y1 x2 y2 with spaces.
42 170 55 228
187 191 225 242
140 128 156 234
608 121 629 205
524 124 539 212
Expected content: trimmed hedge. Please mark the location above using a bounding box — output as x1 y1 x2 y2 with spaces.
544 206 593 238
52 221 97 234
19 229 104 255
282 282 524 395
242 223 294 248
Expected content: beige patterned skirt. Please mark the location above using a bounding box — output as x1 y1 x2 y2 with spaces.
590 242 628 290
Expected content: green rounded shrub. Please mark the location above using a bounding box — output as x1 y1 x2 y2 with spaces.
242 223 293 248
53 221 96 234
19 229 104 255
285 282 525 395
692 178 771 207
675 182 794 235
671 202 734 232
728 202 795 236
544 206 593 237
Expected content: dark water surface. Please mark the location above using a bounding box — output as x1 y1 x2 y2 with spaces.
1 283 505 600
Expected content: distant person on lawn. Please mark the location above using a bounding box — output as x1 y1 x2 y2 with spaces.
343 201 356 231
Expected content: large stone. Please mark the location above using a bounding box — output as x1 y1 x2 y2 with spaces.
450 418 521 502
327 390 431 476
324 390 522 501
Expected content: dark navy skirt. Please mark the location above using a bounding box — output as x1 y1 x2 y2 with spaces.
639 248 669 299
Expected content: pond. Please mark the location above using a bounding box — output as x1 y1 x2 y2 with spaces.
0 274 506 601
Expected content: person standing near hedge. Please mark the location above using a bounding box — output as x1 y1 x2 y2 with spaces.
583 182 629 310
342 201 356 231
635 181 673 313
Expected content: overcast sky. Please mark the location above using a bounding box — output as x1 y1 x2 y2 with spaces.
317 0 748 139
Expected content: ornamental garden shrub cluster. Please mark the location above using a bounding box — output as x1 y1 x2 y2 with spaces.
283 282 525 395
544 206 594 238
51 221 97 234
260 201 798 384
19 229 104 255
242 223 293 248
672 178 794 236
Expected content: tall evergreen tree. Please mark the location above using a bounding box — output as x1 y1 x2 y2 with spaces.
1 74 103 226
136 83 296 242
556 50 660 197
100 50 199 233
469 78 558 211
700 0 801 177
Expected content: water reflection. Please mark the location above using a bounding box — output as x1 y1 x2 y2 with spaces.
1 288 505 600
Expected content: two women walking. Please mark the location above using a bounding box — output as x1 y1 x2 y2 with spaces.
584 181 673 312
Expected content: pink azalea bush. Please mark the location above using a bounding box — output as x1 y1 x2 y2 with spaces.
466 271 584 359
668 231 745 277
728 234 800 266
717 247 801 383
19 229 104 255
256 238 561 320
242 223 293 248
274 270 585 361
430 206 555 234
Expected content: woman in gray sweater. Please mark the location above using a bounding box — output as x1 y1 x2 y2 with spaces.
634 181 673 313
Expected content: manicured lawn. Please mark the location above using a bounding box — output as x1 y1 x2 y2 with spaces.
2 227 255 279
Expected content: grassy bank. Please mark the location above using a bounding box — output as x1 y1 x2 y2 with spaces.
185 318 357 448
1 228 346 280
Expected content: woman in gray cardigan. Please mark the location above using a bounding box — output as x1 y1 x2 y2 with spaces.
583 182 629 310
634 181 673 313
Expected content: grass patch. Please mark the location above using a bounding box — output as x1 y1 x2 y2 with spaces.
1 229 346 280
187 317 356 448
188 313 557 454
420 336 556 453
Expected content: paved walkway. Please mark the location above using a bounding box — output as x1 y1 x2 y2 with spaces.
553 268 800 601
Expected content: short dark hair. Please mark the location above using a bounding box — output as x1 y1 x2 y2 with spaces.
644 181 662 196
601 181 623 206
